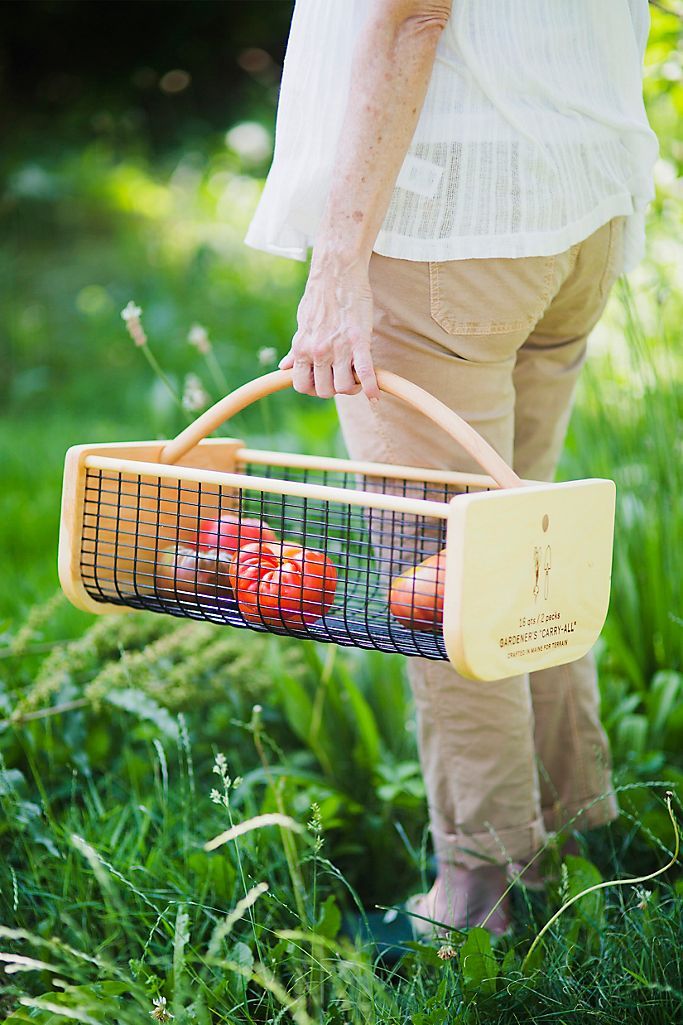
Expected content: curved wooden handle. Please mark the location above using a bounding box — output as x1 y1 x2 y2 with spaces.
160 368 522 489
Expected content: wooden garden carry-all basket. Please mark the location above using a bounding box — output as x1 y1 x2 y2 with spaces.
58 368 616 681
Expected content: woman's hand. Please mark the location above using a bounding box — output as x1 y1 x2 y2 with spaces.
279 254 380 401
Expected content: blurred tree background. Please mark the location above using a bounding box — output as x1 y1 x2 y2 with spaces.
0 1 293 154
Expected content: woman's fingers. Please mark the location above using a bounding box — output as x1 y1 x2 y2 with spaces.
292 358 317 396
313 360 335 399
282 342 379 399
352 342 380 401
332 358 361 395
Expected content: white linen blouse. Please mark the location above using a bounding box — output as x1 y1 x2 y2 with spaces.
244 0 659 272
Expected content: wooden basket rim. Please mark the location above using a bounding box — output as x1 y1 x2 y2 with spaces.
83 453 460 519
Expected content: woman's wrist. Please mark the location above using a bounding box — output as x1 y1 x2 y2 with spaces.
309 238 371 278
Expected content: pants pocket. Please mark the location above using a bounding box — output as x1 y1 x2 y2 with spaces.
428 253 557 339
427 253 558 363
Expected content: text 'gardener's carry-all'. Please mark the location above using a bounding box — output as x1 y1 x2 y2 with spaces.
58 368 615 681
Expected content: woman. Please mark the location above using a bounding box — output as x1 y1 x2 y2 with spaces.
244 0 658 935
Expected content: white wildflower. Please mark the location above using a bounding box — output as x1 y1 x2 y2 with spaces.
121 301 142 322
182 373 209 412
634 885 651 910
188 323 211 355
120 301 147 347
437 944 457 961
150 995 174 1022
257 346 277 367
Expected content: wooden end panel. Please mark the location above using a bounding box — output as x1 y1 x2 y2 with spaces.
442 480 616 681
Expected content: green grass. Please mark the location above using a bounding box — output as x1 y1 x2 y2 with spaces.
1 618 683 1023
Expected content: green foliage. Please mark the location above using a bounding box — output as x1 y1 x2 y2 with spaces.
459 927 499 1001
2 601 683 1023
559 856 606 955
565 280 683 687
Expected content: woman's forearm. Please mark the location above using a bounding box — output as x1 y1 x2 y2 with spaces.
280 1 451 399
312 1 451 273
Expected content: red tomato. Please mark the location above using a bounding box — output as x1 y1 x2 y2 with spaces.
155 544 233 606
229 540 337 629
389 550 447 631
197 514 278 555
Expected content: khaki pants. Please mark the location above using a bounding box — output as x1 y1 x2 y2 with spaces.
335 218 623 870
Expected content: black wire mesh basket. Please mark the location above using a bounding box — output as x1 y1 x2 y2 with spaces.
59 369 616 680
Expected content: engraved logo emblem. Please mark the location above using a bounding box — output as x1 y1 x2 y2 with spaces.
532 544 552 601
532 546 541 602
